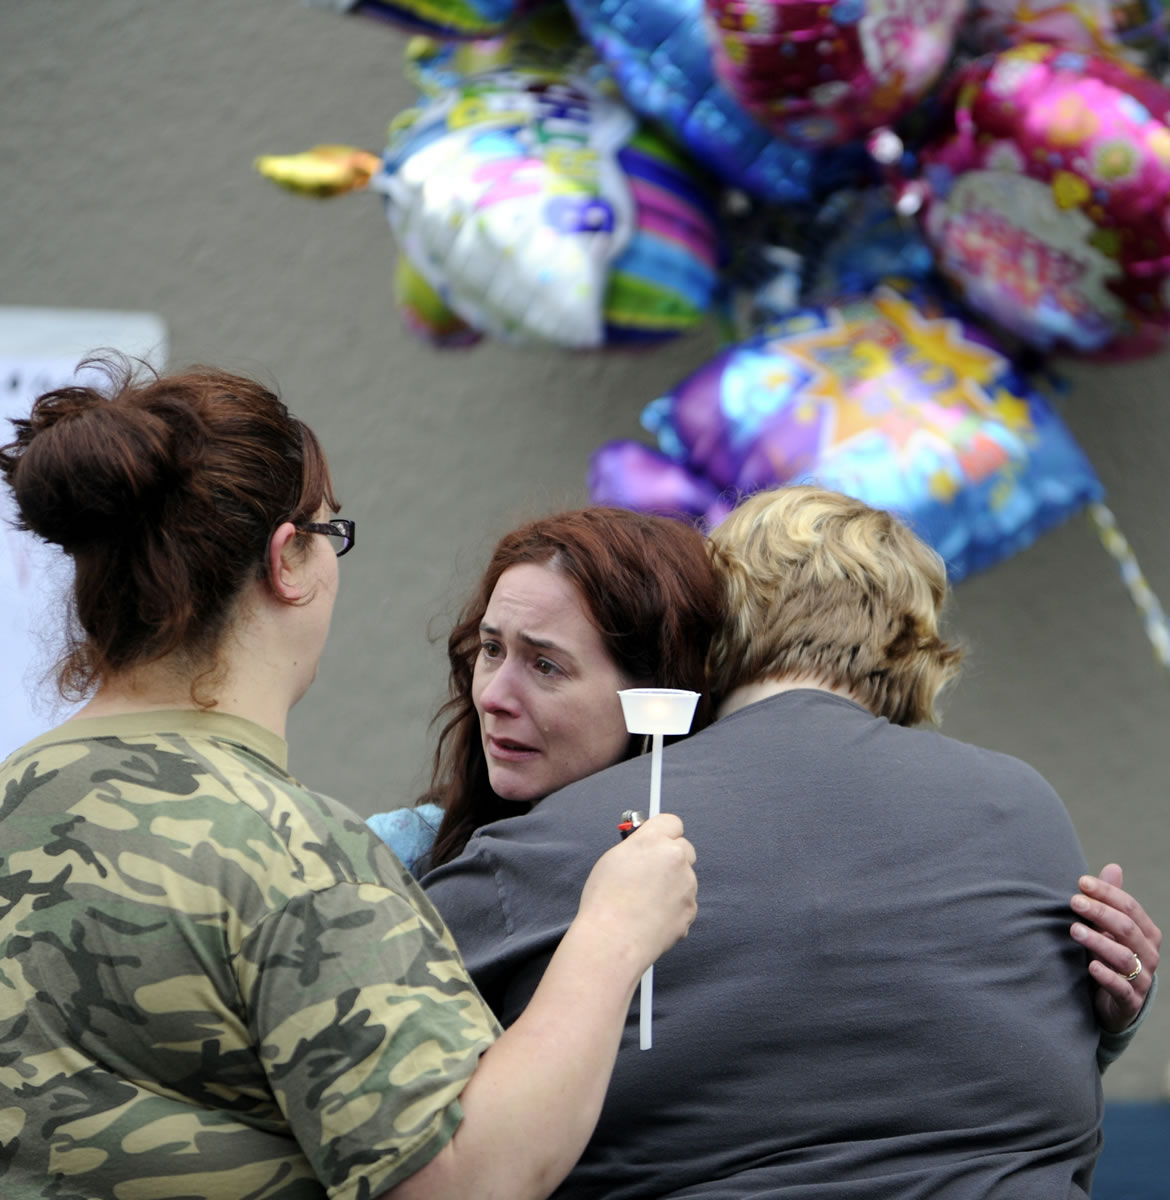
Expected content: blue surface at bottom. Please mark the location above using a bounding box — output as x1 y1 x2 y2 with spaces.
1094 1102 1170 1199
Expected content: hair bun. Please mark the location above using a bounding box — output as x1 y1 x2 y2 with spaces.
1 375 205 553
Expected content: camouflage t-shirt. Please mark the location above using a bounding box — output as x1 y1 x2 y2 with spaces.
0 710 501 1200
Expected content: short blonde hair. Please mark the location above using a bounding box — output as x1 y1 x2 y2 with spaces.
706 486 963 725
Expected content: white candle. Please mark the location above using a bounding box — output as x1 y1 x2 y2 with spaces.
616 689 700 1050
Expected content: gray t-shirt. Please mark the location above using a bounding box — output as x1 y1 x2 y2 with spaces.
426 689 1103 1199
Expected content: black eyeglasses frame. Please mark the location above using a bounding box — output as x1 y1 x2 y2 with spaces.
299 518 356 557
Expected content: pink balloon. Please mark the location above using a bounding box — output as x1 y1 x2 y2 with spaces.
916 43 1170 356
704 0 966 145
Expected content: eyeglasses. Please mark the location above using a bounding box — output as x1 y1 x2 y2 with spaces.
299 518 355 557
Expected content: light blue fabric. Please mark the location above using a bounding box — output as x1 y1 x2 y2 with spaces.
367 803 443 879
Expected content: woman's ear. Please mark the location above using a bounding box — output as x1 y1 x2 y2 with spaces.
267 521 305 602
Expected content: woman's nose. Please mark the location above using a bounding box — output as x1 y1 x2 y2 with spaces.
477 661 521 714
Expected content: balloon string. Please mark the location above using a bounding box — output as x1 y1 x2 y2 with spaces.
1088 502 1170 672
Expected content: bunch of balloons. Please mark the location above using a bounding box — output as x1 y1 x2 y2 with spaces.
263 0 1170 597
283 0 1170 358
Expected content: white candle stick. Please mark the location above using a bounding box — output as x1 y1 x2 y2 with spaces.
616 689 700 1051
649 731 663 819
639 962 655 1051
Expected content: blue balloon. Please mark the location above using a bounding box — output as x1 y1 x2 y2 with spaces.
564 0 875 204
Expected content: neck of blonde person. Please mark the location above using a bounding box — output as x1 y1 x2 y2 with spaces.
716 676 868 722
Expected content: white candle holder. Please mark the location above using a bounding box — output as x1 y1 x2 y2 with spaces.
617 688 701 735
617 687 700 1050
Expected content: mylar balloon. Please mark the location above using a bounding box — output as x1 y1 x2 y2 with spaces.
705 0 967 147
606 131 725 343
916 43 1170 356
591 285 1103 581
564 0 876 202
374 66 721 347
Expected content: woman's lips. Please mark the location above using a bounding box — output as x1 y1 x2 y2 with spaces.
486 734 539 761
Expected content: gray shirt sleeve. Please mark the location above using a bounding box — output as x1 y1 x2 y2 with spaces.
1097 970 1159 1071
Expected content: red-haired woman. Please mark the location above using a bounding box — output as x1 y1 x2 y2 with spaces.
367 507 722 875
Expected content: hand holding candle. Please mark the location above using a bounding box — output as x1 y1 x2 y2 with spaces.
616 688 701 1049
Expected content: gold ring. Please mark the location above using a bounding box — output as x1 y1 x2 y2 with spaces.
1125 955 1142 982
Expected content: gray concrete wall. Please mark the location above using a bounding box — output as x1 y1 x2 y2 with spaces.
3 0 1167 1099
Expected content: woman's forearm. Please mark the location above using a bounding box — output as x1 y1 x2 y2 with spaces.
382 814 697 1200
383 918 642 1200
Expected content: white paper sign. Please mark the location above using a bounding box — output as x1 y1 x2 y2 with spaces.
0 309 168 760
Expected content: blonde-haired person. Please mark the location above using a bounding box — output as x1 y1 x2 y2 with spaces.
708 486 1158 1044
705 484 962 727
425 484 1154 1200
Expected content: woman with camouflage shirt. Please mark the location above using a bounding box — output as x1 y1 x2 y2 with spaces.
0 357 698 1200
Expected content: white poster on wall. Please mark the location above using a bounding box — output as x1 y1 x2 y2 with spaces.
0 308 168 760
